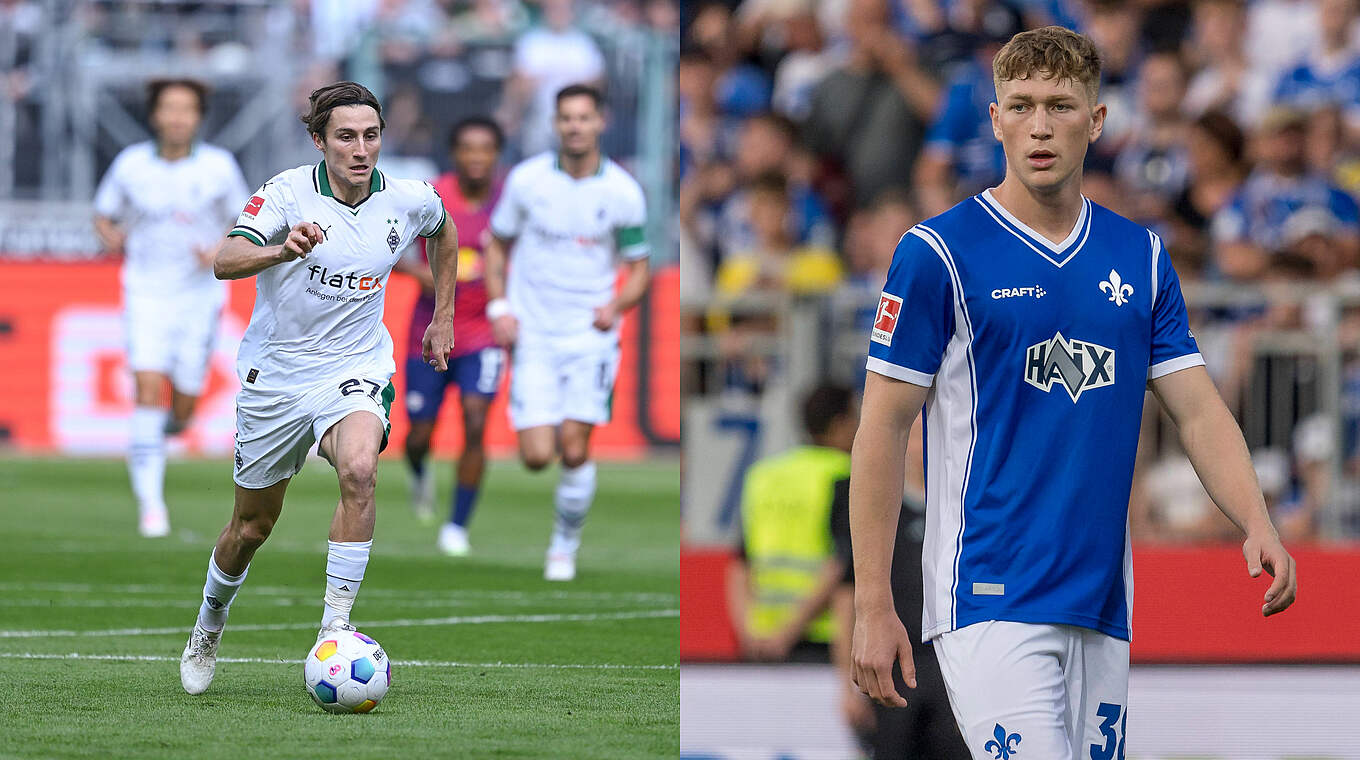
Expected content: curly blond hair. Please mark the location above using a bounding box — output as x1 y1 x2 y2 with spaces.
993 26 1102 103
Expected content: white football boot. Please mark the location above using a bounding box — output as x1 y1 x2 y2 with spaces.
180 623 222 695
139 508 170 538
410 470 436 524
437 523 470 556
544 551 577 582
316 618 357 642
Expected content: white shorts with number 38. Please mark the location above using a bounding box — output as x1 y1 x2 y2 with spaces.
508 331 621 431
934 620 1130 760
232 375 395 489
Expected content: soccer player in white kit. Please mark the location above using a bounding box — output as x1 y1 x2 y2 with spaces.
485 84 650 581
849 28 1298 758
178 82 458 695
93 79 250 538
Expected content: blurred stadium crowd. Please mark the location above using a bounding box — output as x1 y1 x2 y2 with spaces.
679 0 1360 543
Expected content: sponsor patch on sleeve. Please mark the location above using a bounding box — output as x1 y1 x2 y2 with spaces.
242 195 265 218
871 292 903 346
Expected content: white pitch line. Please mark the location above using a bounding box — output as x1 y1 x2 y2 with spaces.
0 608 679 639
0 582 676 603
0 596 657 611
0 652 677 670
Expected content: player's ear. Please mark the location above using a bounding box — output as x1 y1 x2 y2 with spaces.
1088 102 1107 143
989 102 1003 142
312 131 325 153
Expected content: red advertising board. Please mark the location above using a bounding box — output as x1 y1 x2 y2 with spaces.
0 261 678 457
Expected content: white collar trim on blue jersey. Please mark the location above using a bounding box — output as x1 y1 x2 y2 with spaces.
976 189 1092 267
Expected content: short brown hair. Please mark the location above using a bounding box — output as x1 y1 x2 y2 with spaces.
300 81 386 138
147 78 208 117
992 26 1102 103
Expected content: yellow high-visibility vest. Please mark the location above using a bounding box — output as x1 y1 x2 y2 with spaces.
740 445 850 643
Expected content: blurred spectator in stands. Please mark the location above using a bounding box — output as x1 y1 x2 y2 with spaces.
727 384 856 662
714 171 843 298
689 2 773 122
1116 51 1192 229
445 0 531 44
377 84 439 179
1167 110 1247 278
1 0 43 192
913 10 1023 217
1212 105 1360 282
905 0 1026 83
1248 0 1323 83
1276 414 1333 540
373 0 447 65
497 0 606 157
802 0 939 209
769 11 839 121
1083 0 1143 156
1273 0 1360 128
1183 0 1275 130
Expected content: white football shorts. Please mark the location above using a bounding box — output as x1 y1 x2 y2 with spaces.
508 331 621 431
933 620 1130 760
124 289 224 395
233 374 395 489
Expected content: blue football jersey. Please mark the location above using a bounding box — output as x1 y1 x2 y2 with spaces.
866 190 1203 642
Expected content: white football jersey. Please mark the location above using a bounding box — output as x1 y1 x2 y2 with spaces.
489 152 648 339
93 141 249 298
228 161 447 392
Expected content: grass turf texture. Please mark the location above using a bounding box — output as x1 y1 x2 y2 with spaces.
0 457 678 759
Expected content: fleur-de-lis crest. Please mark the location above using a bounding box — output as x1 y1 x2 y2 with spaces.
1099 269 1133 306
984 722 1022 759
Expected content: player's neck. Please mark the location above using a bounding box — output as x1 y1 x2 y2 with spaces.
157 141 192 161
557 149 603 179
990 177 1085 245
457 176 490 204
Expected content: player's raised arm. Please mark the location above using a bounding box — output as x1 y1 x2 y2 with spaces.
1150 366 1297 616
850 372 929 706
420 211 458 371
214 222 323 280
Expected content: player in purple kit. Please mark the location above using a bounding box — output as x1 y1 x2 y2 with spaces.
397 117 505 555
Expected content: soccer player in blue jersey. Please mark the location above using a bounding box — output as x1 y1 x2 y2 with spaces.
849 26 1298 758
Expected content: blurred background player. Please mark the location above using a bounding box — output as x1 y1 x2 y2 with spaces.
486 83 650 581
396 116 506 555
179 82 457 696
92 78 250 538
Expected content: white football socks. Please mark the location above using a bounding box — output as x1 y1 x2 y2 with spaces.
322 540 372 627
128 406 168 518
196 550 248 633
551 461 596 555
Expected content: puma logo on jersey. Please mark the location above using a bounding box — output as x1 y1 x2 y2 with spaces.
1024 332 1115 402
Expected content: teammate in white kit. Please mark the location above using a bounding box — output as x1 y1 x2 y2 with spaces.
849 28 1298 758
178 82 458 695
93 79 250 538
485 84 650 581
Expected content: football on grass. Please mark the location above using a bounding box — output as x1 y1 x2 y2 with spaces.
304 630 391 713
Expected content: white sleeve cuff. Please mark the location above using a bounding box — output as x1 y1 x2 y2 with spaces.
866 356 934 387
1148 353 1206 380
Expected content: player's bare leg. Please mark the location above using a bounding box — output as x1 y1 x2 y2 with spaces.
545 420 597 581
518 424 557 471
439 393 492 555
317 411 384 637
130 371 172 537
164 387 201 436
181 478 290 695
404 419 437 523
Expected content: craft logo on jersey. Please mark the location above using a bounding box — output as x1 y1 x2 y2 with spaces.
871 292 903 346
242 195 265 218
1024 332 1115 402
992 285 1047 300
1099 269 1133 306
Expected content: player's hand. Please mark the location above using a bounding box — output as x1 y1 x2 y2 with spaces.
492 314 518 347
592 303 619 331
280 222 324 262
851 606 915 707
421 319 454 372
1244 530 1297 616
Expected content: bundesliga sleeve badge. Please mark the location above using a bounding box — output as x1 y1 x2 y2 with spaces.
242 195 265 218
871 292 903 346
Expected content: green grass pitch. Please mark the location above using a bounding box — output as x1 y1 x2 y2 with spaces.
0 456 678 759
